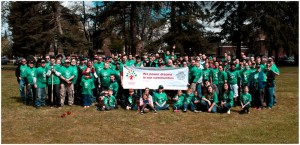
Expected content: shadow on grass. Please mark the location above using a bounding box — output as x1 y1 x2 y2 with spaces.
11 96 23 104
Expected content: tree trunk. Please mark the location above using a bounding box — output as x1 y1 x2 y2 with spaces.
129 2 137 55
52 2 63 56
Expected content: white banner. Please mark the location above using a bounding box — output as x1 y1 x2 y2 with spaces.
122 66 188 90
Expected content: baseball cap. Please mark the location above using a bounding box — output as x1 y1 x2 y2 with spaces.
158 85 164 89
65 59 70 63
29 60 34 64
40 59 45 63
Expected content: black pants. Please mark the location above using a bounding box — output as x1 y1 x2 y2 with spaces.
47 84 60 106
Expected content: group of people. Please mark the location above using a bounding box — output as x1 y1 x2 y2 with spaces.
15 50 280 115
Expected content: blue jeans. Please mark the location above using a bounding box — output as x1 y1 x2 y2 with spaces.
220 103 231 113
183 102 196 111
27 84 36 104
273 84 277 104
173 104 183 110
196 83 202 97
83 94 92 106
155 104 169 111
266 87 274 108
19 78 26 103
200 100 217 113
35 88 46 107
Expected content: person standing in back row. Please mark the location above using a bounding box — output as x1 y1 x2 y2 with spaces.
15 58 28 104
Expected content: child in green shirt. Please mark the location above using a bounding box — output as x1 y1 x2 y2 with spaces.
173 90 185 112
240 86 252 114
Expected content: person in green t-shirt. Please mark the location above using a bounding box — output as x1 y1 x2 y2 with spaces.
125 54 135 67
217 65 228 98
173 90 185 112
46 57 61 107
15 58 28 104
153 85 169 111
108 74 119 98
25 60 36 105
249 65 266 110
210 61 220 85
191 90 202 112
202 63 211 82
183 88 196 112
99 89 117 111
70 58 79 101
227 63 241 106
59 59 75 107
200 85 218 113
33 59 47 108
240 86 252 114
240 62 252 89
219 83 234 114
80 73 95 108
98 63 114 91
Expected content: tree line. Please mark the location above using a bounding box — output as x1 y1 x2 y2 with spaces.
2 1 298 61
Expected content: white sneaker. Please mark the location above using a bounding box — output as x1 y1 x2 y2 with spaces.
227 110 231 114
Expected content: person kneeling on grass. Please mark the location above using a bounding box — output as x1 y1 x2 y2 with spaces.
139 88 157 114
173 90 185 112
200 85 218 113
124 89 139 110
183 88 196 112
191 91 202 112
98 89 117 111
219 83 234 114
240 86 252 114
153 85 169 111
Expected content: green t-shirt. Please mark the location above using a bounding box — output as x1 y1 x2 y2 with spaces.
35 66 47 88
60 66 75 84
109 63 116 70
190 66 203 83
173 94 185 106
113 69 121 82
70 65 78 84
126 59 135 67
108 81 119 96
210 68 219 85
220 90 234 106
99 68 114 87
153 92 168 106
271 64 280 74
46 64 61 85
94 62 104 75
20 64 28 77
240 93 252 106
134 62 143 67
185 93 194 104
26 67 36 85
218 71 228 84
202 92 218 104
227 69 240 85
202 68 211 81
78 64 87 72
241 69 252 86
80 77 95 94
103 95 116 107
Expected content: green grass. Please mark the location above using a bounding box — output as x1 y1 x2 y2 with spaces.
1 65 298 143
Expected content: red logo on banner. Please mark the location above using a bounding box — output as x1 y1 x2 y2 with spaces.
126 69 137 80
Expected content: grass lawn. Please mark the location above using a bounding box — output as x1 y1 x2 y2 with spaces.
1 64 298 143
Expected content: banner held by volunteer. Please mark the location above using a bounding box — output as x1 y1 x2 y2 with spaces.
122 66 189 90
